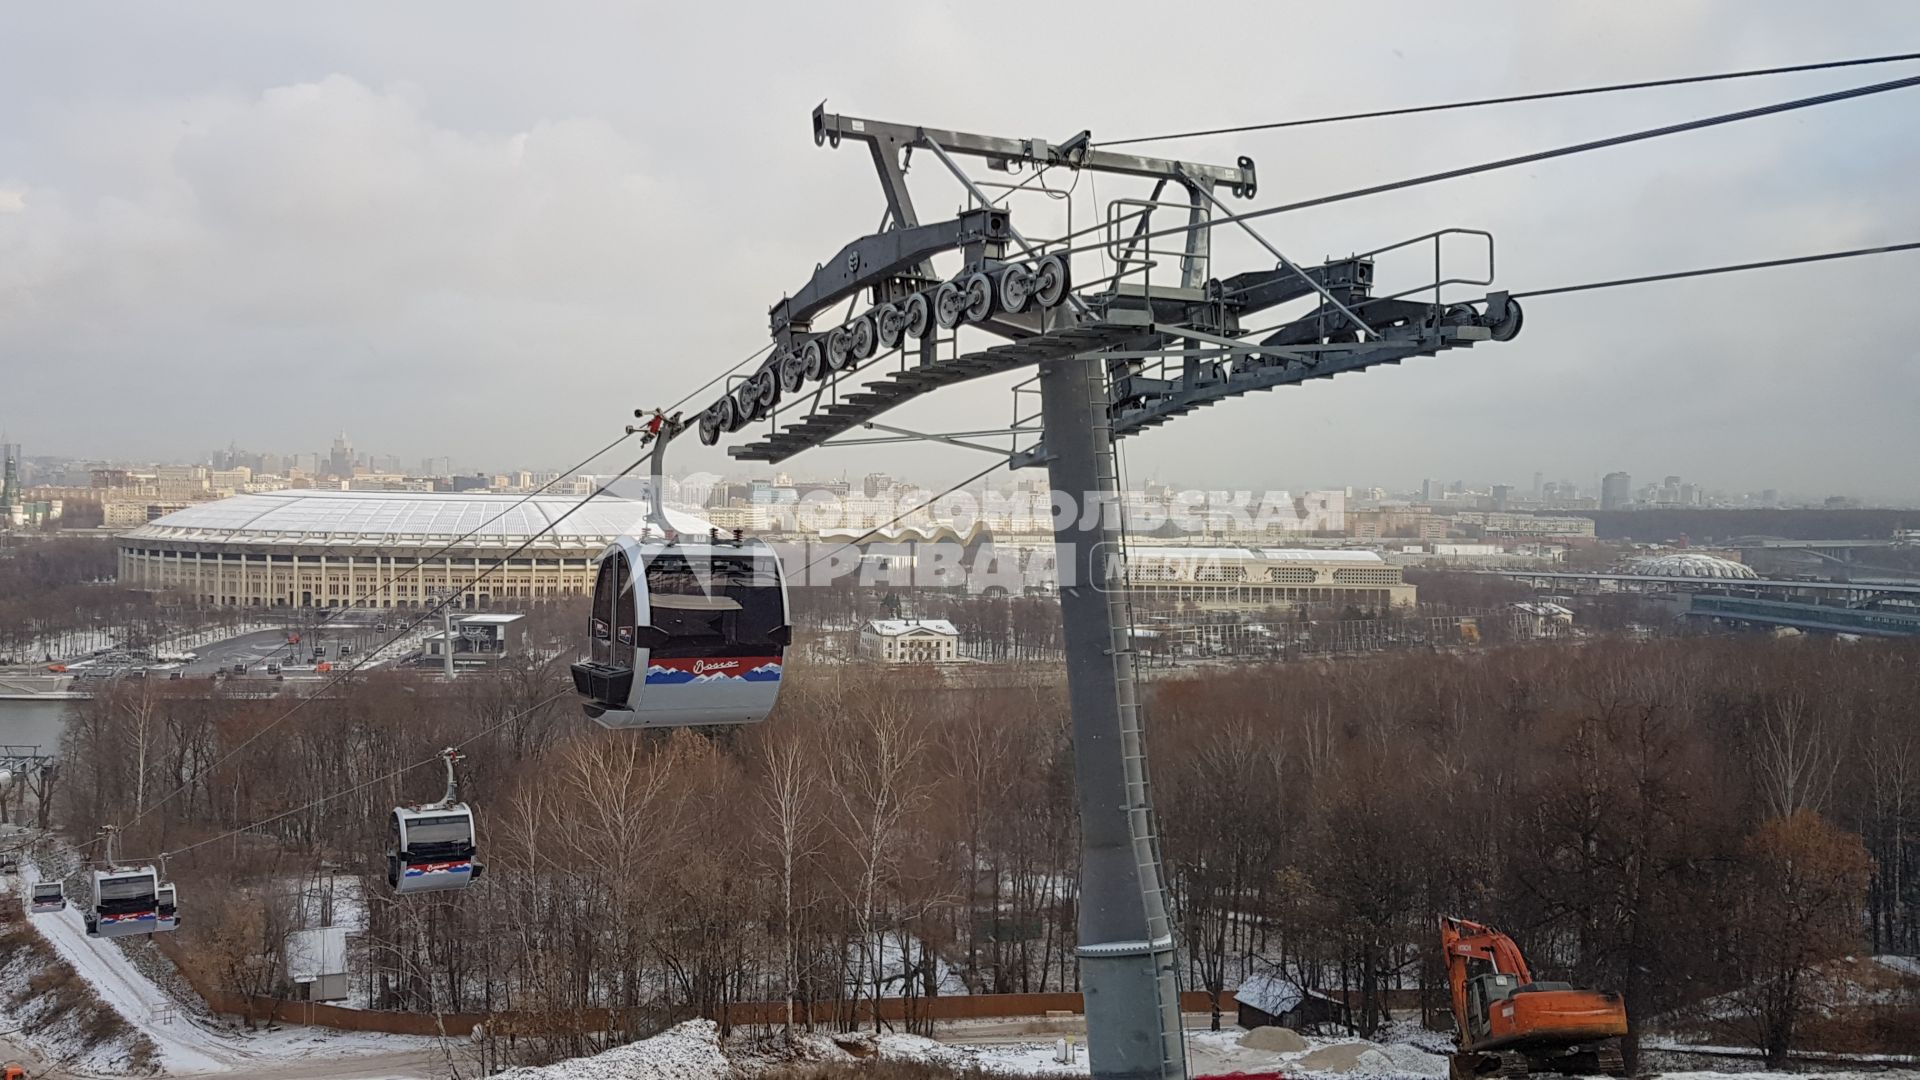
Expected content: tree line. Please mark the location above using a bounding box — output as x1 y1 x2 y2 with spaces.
55 633 1919 1069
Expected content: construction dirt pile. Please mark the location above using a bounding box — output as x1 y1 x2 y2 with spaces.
1296 1039 1449 1076
1240 1025 1309 1053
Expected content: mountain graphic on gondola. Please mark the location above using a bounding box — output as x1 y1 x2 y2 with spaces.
645 661 783 684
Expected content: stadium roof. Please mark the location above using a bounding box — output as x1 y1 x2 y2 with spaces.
1624 552 1758 580
123 490 709 550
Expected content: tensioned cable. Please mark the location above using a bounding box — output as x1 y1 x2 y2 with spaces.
1047 73 1920 259
150 688 573 862
795 458 1011 584
144 458 1014 859
322 428 637 617
1096 51 1920 146
135 457 1006 861
121 452 653 832
1230 240 1920 342
116 342 775 838
664 342 775 416
1506 241 1920 299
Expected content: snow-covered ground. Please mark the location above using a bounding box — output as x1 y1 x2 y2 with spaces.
492 1019 731 1079
14 628 118 664
149 621 280 654
479 1015 1920 1079
17 863 446 1077
847 933 970 998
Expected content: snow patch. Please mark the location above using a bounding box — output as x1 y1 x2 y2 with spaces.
1875 953 1920 979
867 1031 1081 1076
489 1019 731 1080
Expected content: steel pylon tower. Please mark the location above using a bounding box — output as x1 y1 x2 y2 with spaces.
702 106 1524 1079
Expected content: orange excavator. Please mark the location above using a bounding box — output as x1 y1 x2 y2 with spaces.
1440 916 1627 1080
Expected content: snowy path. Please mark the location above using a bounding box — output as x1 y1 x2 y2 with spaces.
32 901 229 1073
19 867 445 1077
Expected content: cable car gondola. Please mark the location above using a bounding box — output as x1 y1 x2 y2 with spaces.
87 865 161 938
27 881 65 914
388 748 482 896
571 411 792 729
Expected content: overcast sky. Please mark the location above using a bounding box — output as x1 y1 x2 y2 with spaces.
3 3 1916 500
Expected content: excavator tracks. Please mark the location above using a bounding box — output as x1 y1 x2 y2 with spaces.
1450 1040 1627 1080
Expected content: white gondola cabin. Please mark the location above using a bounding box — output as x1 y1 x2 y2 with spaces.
388 749 482 895
571 534 791 728
388 805 480 895
87 866 160 937
28 881 65 914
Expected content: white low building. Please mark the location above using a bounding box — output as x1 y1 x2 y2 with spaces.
285 926 350 1003
860 619 959 664
1122 546 1415 611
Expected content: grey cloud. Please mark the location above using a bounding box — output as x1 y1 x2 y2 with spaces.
0 2 1915 502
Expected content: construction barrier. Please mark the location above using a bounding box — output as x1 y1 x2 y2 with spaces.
150 934 1242 1038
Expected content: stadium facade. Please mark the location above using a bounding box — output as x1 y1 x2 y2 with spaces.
117 490 666 609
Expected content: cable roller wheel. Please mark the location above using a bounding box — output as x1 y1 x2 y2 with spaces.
754 368 779 409
731 382 758 426
800 339 825 381
711 394 739 436
778 351 806 394
903 292 932 340
873 303 905 349
1489 298 1524 342
825 327 854 371
848 314 877 360
1032 253 1070 308
934 281 966 330
963 272 994 323
698 403 724 446
997 264 1036 313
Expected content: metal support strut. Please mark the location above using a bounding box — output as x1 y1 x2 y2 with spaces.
1038 353 1186 1080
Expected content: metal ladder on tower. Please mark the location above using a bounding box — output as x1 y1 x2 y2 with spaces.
1090 362 1187 1079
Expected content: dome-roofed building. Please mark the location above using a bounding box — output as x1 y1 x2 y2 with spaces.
1622 552 1758 580
118 489 704 609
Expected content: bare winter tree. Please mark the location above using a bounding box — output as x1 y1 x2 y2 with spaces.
1725 810 1874 1067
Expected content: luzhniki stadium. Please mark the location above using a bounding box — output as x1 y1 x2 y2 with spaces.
117 489 664 609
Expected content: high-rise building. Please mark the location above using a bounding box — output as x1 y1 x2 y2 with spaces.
1601 471 1632 511
1 444 17 512
328 432 354 479
1491 484 1512 511
1531 471 1543 499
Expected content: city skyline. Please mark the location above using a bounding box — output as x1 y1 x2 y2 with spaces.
12 431 1911 511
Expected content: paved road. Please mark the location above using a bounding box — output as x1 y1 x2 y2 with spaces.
0 614 435 691
184 618 398 673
